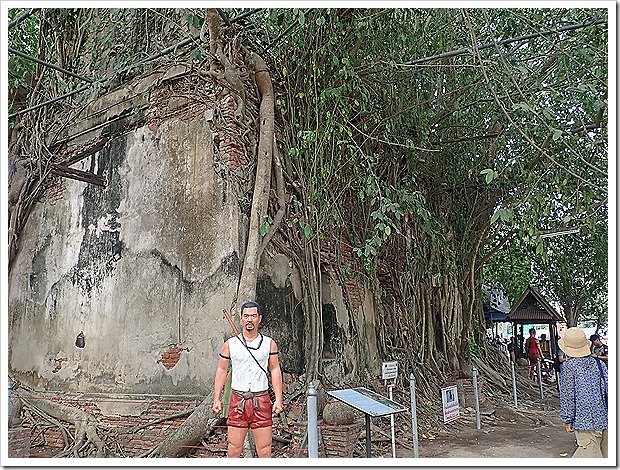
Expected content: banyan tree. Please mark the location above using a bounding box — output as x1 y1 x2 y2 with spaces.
7 7 608 456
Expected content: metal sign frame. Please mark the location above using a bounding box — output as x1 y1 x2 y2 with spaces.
327 387 408 457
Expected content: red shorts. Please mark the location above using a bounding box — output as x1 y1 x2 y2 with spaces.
227 390 273 429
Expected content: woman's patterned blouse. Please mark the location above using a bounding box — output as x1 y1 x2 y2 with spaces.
559 356 607 430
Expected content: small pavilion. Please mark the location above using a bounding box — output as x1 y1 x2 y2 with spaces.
506 285 566 359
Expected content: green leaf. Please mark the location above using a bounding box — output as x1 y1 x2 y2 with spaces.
498 208 512 223
260 221 271 236
512 102 533 113
304 224 313 239
490 210 500 225
480 168 497 184
552 129 563 141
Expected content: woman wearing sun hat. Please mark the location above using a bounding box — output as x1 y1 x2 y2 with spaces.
558 327 608 458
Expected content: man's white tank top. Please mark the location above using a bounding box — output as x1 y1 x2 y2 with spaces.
228 333 272 392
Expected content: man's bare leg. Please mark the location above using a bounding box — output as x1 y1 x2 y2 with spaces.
252 426 273 458
227 426 249 457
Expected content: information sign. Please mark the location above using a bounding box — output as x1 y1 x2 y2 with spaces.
441 385 460 423
327 387 408 417
327 387 408 458
382 361 398 380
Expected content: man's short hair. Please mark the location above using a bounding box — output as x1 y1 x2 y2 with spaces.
240 301 262 316
590 334 601 341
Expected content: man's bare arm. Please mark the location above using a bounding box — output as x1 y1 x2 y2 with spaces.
212 340 230 414
269 339 283 414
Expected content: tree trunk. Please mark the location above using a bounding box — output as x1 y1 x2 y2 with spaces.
149 403 218 457
562 302 577 327
151 11 277 457
236 51 275 305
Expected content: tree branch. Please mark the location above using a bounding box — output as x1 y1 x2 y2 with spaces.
406 19 606 66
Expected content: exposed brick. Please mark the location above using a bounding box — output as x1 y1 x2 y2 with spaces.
7 391 207 458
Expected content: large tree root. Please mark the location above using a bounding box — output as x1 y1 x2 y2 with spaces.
17 389 105 457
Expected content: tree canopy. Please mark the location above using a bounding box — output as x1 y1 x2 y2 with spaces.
6 6 610 458
8 5 609 376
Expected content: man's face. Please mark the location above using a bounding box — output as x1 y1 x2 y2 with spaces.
241 307 261 332
594 339 603 347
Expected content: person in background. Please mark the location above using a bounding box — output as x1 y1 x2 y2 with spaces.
525 328 544 380
507 336 516 363
559 327 608 458
590 334 608 364
539 333 550 358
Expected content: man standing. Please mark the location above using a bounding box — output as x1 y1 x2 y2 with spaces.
212 301 284 457
559 327 608 458
507 336 516 363
590 334 609 363
525 328 543 380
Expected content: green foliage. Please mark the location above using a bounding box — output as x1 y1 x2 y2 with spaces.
533 223 608 323
465 339 484 360
10 7 608 371
260 216 273 236
8 9 39 116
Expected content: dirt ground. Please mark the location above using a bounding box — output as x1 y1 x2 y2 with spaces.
203 381 581 460
302 393 579 460
369 395 577 459
415 401 576 458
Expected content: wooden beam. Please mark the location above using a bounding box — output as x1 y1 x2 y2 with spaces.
51 164 106 187
61 140 106 166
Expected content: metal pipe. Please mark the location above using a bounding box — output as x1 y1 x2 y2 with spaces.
229 8 263 24
365 414 371 457
9 32 202 120
388 384 396 458
8 8 38 29
409 372 419 458
406 19 606 66
262 9 313 54
537 357 544 399
511 361 518 408
472 366 481 430
306 382 318 458
8 47 93 83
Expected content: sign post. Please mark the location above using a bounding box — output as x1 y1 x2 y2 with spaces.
382 361 398 381
327 387 408 458
382 361 399 458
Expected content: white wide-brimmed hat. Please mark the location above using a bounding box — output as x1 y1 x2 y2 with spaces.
558 327 592 358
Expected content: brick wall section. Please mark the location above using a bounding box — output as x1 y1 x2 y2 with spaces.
214 94 248 170
156 346 189 370
456 377 487 407
7 427 31 458
7 391 212 458
337 236 365 309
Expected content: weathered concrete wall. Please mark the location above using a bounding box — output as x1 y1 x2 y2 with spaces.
8 64 381 402
8 89 246 397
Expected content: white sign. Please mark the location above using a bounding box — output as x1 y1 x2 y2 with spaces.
382 361 398 380
441 385 460 423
